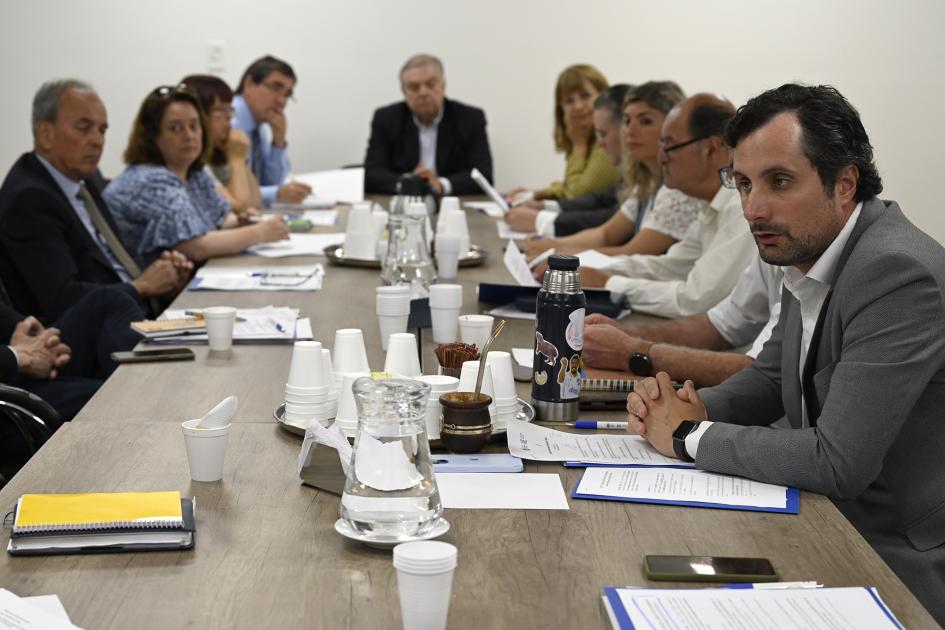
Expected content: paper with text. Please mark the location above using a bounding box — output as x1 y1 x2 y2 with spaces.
0 589 80 629
577 467 787 509
506 420 692 467
502 240 541 287
292 168 365 204
191 265 324 291
603 586 902 630
436 473 569 509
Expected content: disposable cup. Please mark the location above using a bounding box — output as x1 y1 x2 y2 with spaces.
376 296 411 315
438 196 461 215
286 341 325 388
203 306 237 351
457 361 497 421
377 285 411 296
346 203 373 232
485 352 517 400
379 314 410 351
384 333 422 377
335 372 370 434
417 375 459 440
437 209 470 254
321 349 336 395
430 307 460 344
181 419 231 482
285 383 330 396
284 392 327 405
434 234 461 280
428 284 462 309
344 229 376 260
332 329 371 375
457 314 494 350
394 541 458 630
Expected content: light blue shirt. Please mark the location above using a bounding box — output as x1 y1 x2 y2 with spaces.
412 109 452 195
34 152 132 282
231 94 290 206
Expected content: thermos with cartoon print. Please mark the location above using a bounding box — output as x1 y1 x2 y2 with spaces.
531 254 586 421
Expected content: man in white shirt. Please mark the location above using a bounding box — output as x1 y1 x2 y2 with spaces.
582 251 782 386
626 84 945 624
580 94 756 318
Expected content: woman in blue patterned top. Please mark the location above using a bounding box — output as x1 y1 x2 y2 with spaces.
104 85 289 267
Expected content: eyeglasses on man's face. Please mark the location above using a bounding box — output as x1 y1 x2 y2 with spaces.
261 80 295 102
659 135 709 155
719 165 737 189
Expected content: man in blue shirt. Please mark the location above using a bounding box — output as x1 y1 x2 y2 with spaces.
231 56 311 206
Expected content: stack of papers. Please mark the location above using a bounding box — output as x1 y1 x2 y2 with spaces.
0 590 79 629
189 264 324 291
247 233 345 258
498 221 530 240
149 306 313 344
603 586 903 629
464 201 505 218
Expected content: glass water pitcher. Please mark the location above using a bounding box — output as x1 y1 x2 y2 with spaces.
339 378 443 539
380 213 437 292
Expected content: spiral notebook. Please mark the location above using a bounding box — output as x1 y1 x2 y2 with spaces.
8 491 195 555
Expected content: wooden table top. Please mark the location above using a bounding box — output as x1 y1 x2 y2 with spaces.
2 203 936 629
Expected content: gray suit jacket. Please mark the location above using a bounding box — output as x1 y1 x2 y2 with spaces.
698 198 945 616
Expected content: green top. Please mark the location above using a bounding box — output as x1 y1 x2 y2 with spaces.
538 144 621 200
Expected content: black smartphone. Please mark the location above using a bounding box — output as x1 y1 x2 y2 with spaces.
643 555 778 583
111 348 196 364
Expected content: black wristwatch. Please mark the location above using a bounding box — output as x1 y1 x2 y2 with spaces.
628 351 653 376
672 420 702 462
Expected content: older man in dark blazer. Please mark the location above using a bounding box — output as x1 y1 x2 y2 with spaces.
364 54 493 196
626 85 945 623
0 79 191 322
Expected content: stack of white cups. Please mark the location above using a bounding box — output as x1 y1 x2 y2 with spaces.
407 201 434 248
415 375 459 439
428 284 462 344
457 360 497 423
333 371 370 438
485 351 519 432
384 333 422 378
393 541 458 630
332 328 372 389
284 341 334 428
344 203 377 259
458 314 494 350
377 286 411 351
436 208 470 256
321 348 339 418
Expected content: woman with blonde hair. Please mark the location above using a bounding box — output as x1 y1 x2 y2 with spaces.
508 64 620 202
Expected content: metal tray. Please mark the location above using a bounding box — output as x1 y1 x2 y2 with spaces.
322 244 488 269
274 397 535 440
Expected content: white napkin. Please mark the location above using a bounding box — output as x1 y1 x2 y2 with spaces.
196 396 237 428
297 418 353 477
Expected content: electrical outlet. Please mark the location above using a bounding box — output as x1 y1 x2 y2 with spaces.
207 39 225 73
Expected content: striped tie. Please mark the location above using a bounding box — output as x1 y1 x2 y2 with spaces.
76 185 141 278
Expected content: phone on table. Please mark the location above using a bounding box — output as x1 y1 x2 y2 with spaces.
111 348 196 364
643 555 778 583
432 454 523 473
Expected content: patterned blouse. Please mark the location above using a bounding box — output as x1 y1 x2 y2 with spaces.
104 164 230 267
538 144 621 200
619 185 702 241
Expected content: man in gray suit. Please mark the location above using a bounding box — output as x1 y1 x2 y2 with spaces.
626 84 945 622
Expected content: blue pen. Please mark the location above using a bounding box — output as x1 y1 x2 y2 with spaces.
567 421 628 430
275 322 286 334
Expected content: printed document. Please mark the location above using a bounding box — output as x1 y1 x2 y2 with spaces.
247 233 345 258
502 240 540 287
191 265 324 291
576 467 787 509
506 420 692 467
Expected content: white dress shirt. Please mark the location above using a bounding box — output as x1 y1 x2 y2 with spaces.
602 186 755 318
413 109 452 195
688 202 864 457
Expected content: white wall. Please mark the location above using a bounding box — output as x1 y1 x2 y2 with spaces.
2 0 945 241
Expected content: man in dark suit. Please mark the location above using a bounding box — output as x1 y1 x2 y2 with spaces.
626 85 945 623
364 54 493 196
0 79 192 322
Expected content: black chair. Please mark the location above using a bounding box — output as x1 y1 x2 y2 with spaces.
0 384 60 488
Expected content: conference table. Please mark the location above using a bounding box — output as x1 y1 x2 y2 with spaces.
0 203 936 629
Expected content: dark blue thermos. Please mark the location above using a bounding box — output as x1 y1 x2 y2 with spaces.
531 255 586 421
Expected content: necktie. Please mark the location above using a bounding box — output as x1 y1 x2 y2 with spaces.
251 127 264 182
76 185 142 278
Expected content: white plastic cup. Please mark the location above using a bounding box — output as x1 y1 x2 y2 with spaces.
416 375 459 439
457 360 497 421
332 329 371 374
203 306 237 351
437 209 470 255
485 351 517 400
457 314 494 350
394 541 458 630
344 229 377 260
429 284 462 343
439 196 461 214
321 349 336 395
377 286 412 351
384 333 422 377
334 372 369 437
181 419 231 482
434 234 462 280
378 315 410 352
287 341 325 389
372 208 390 243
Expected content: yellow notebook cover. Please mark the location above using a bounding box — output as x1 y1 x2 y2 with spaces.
14 491 183 533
